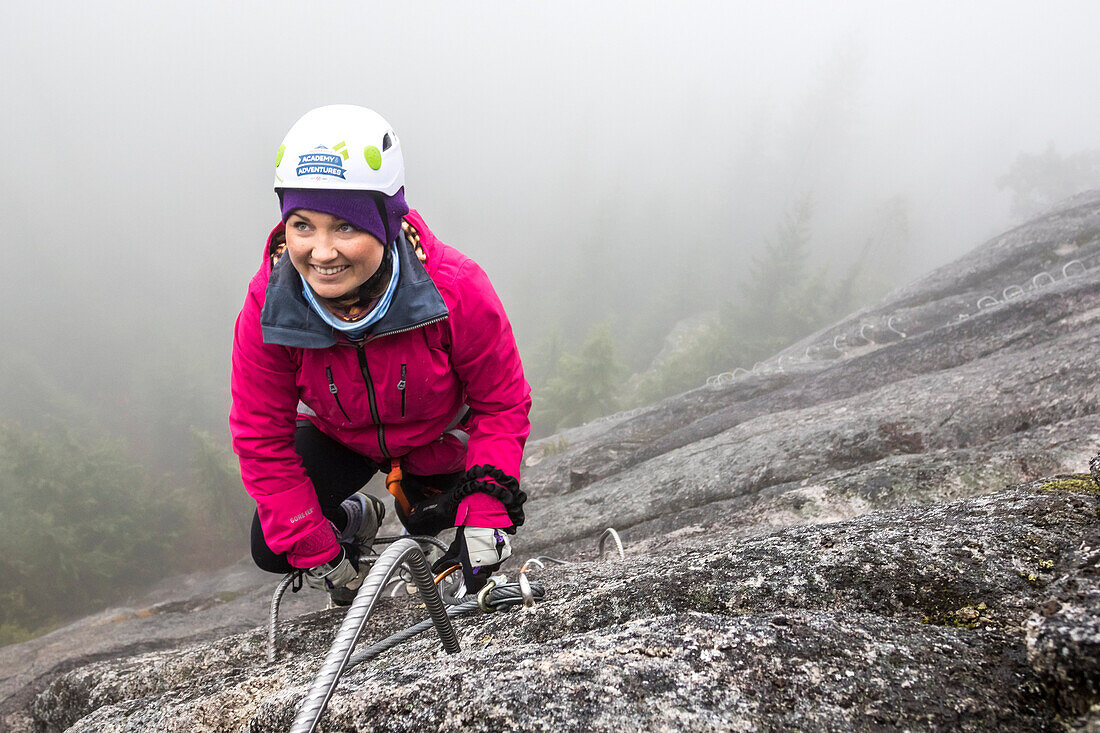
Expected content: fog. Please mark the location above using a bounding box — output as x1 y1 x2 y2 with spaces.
3 0 1100 457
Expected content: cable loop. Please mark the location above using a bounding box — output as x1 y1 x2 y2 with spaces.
477 580 499 613
1033 272 1056 289
598 528 625 560
289 538 458 733
520 558 545 573
1064 259 1086 277
518 572 536 608
695 252 1097 396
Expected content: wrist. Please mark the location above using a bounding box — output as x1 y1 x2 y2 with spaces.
456 465 527 529
455 490 512 528
287 522 340 569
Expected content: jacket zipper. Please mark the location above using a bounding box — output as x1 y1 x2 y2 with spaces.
325 366 352 422
398 364 407 417
367 315 448 342
341 313 449 457
354 343 390 458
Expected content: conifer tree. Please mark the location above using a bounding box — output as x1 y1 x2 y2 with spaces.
534 323 624 433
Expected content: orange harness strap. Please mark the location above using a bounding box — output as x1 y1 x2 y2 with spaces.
385 458 412 515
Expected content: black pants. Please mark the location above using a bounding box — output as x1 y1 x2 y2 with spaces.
250 422 460 573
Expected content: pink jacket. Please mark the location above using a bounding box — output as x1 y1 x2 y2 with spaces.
230 210 531 567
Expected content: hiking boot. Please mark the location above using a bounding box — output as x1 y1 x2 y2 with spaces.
338 490 386 549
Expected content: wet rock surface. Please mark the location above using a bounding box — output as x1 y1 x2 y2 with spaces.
7 192 1100 730
0 560 329 732
25 485 1100 732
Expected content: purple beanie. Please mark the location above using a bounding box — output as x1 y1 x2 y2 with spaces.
281 188 409 244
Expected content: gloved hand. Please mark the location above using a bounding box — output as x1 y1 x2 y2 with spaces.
433 526 512 593
402 493 455 537
304 546 365 606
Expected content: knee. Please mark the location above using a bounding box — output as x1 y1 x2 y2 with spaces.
250 512 291 574
251 542 288 574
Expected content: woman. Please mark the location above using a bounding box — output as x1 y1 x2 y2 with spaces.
230 105 531 603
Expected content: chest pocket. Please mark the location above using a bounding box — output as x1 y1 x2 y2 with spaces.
325 365 352 423
296 352 358 426
398 326 459 422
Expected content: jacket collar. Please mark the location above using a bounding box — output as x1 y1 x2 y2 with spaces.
260 230 448 348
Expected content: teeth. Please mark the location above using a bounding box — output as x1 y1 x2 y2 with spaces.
314 265 348 275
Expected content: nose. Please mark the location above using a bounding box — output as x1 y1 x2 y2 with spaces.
310 233 339 262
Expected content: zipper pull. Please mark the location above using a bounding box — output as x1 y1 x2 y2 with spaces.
397 364 407 391
326 366 338 394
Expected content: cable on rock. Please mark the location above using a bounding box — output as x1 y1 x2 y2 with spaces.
288 538 457 733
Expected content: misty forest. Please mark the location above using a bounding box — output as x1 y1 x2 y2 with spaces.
4 3 1100 731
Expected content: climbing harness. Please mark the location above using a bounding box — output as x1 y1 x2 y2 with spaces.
384 458 412 516
268 524 626 733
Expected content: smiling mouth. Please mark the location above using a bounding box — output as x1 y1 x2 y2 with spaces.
312 264 350 276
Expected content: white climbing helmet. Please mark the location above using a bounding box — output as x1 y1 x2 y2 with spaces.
274 105 404 196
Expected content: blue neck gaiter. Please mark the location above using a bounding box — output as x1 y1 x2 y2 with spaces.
299 240 401 339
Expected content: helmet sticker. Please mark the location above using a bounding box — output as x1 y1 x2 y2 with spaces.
296 144 347 180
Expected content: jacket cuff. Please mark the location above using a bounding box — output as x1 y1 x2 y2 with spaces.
455 491 512 528
454 465 527 530
286 522 340 569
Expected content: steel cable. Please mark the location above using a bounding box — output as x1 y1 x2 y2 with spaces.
275 527 621 731
343 582 546 669
373 534 450 554
267 573 296 664
598 528 625 560
288 538 458 733
268 536 449 663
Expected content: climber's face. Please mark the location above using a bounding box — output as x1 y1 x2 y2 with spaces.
284 209 385 300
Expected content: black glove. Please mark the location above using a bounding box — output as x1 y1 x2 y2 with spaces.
402 493 457 537
399 466 527 536
432 526 512 593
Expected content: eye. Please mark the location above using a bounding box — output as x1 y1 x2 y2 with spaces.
292 221 311 232
337 222 357 233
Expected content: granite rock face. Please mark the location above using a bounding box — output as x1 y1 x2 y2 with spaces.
7 192 1100 731
26 485 1100 732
